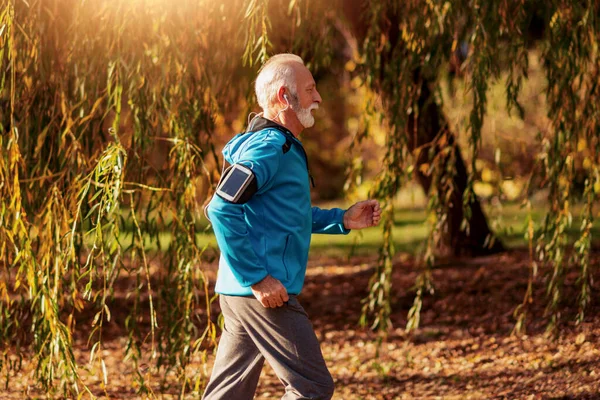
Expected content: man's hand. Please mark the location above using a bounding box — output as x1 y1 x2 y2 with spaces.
251 275 289 308
343 199 382 230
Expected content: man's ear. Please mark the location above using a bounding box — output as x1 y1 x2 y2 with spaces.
276 87 288 106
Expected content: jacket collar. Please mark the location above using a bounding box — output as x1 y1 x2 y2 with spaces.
246 116 295 138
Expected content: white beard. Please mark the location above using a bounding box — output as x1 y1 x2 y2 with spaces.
292 102 319 128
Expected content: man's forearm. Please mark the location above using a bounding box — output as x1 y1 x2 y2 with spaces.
311 206 351 234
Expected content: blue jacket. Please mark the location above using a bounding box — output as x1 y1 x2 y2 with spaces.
207 117 350 296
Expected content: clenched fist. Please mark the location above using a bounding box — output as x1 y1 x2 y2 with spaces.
343 199 382 230
251 275 289 308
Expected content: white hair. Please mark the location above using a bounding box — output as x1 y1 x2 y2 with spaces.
255 53 304 111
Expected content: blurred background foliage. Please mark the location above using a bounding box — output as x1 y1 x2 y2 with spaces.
0 0 598 397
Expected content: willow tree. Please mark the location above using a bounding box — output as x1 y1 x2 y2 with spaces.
245 0 599 330
1 0 599 397
337 0 599 333
242 0 598 333
0 0 252 396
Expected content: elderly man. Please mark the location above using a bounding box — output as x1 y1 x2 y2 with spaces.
203 53 381 400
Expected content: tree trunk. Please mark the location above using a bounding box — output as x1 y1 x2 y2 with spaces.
342 1 504 257
406 75 504 257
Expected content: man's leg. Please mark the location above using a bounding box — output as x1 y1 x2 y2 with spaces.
223 295 335 400
202 296 265 400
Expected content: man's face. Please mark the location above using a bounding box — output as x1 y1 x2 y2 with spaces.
293 65 322 109
289 64 322 128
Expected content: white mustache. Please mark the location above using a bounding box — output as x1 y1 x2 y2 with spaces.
309 103 319 111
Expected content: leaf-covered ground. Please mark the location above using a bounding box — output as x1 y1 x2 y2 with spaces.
4 249 599 399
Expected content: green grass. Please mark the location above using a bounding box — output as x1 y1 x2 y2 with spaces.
114 201 599 259
310 202 599 257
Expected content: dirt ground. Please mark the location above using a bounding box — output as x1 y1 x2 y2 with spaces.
3 249 599 399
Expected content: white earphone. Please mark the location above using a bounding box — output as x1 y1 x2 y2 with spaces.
274 92 291 121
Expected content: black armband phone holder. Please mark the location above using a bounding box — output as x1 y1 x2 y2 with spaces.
216 163 258 204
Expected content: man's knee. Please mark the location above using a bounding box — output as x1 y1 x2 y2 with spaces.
323 375 335 399
314 373 335 400
286 373 334 400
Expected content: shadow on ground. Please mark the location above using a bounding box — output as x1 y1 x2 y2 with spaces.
3 248 599 399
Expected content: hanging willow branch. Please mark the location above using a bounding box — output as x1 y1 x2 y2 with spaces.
0 0 249 395
254 0 599 336
1 0 599 396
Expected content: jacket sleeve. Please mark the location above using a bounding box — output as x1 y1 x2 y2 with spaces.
207 140 283 287
311 207 351 235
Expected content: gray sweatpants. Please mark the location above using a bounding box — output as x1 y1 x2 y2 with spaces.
202 295 335 400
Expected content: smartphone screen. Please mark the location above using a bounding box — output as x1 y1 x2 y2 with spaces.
220 167 252 197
